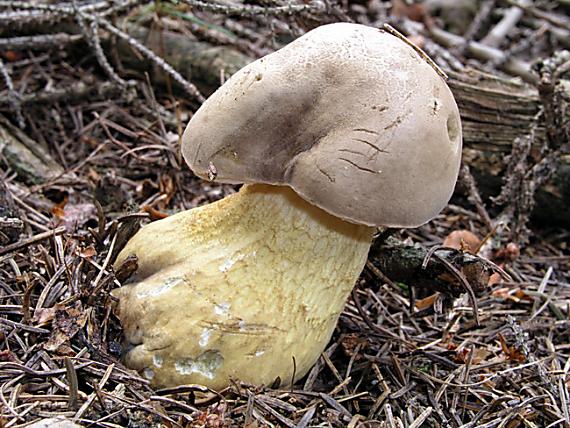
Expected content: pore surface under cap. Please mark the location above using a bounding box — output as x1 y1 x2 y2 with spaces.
182 23 462 227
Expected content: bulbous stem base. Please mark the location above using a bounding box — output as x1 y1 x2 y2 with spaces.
113 184 374 389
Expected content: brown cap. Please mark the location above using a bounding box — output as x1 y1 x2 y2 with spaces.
182 23 462 227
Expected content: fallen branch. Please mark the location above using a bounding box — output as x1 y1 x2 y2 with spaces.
179 0 325 17
118 24 252 90
506 0 570 32
0 32 82 49
0 58 24 128
0 226 66 257
369 237 494 299
0 115 64 183
98 17 205 102
480 0 527 48
430 26 536 83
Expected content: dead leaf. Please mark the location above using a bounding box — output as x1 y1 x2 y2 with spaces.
407 34 425 48
391 0 435 28
446 340 457 351
415 293 440 310
45 304 90 353
492 287 533 303
2 50 22 62
51 194 69 219
0 349 17 362
115 254 138 283
498 332 526 363
33 307 56 325
513 289 533 302
340 333 367 358
159 174 176 208
454 347 492 364
443 230 481 253
52 194 97 232
51 205 66 219
488 272 503 286
60 203 97 232
142 205 169 220
494 242 521 262
79 246 97 259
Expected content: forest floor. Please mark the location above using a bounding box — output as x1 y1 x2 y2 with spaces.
0 1 569 427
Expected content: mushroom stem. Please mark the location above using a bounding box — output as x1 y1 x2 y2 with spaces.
113 183 374 389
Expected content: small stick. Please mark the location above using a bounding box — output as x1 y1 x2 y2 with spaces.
459 164 493 231
21 274 33 324
65 357 79 410
432 253 480 326
463 0 496 42
409 407 433 428
422 246 481 325
398 19 537 82
180 0 324 17
505 0 570 32
0 226 66 257
72 1 127 88
0 317 50 334
0 33 83 50
481 0 528 48
0 80 125 108
383 23 448 80
97 17 205 103
0 58 24 127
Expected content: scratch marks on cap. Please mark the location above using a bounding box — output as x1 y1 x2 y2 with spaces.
339 157 379 174
351 128 389 156
339 148 367 156
383 116 403 131
352 138 388 154
353 128 379 135
317 166 336 183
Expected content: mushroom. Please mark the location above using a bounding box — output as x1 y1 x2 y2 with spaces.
113 23 462 389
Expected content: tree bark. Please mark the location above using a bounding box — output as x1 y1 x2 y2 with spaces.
448 70 569 226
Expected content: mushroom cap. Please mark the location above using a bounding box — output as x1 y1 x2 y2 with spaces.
182 23 462 227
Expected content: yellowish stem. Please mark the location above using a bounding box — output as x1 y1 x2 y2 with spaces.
113 184 374 389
